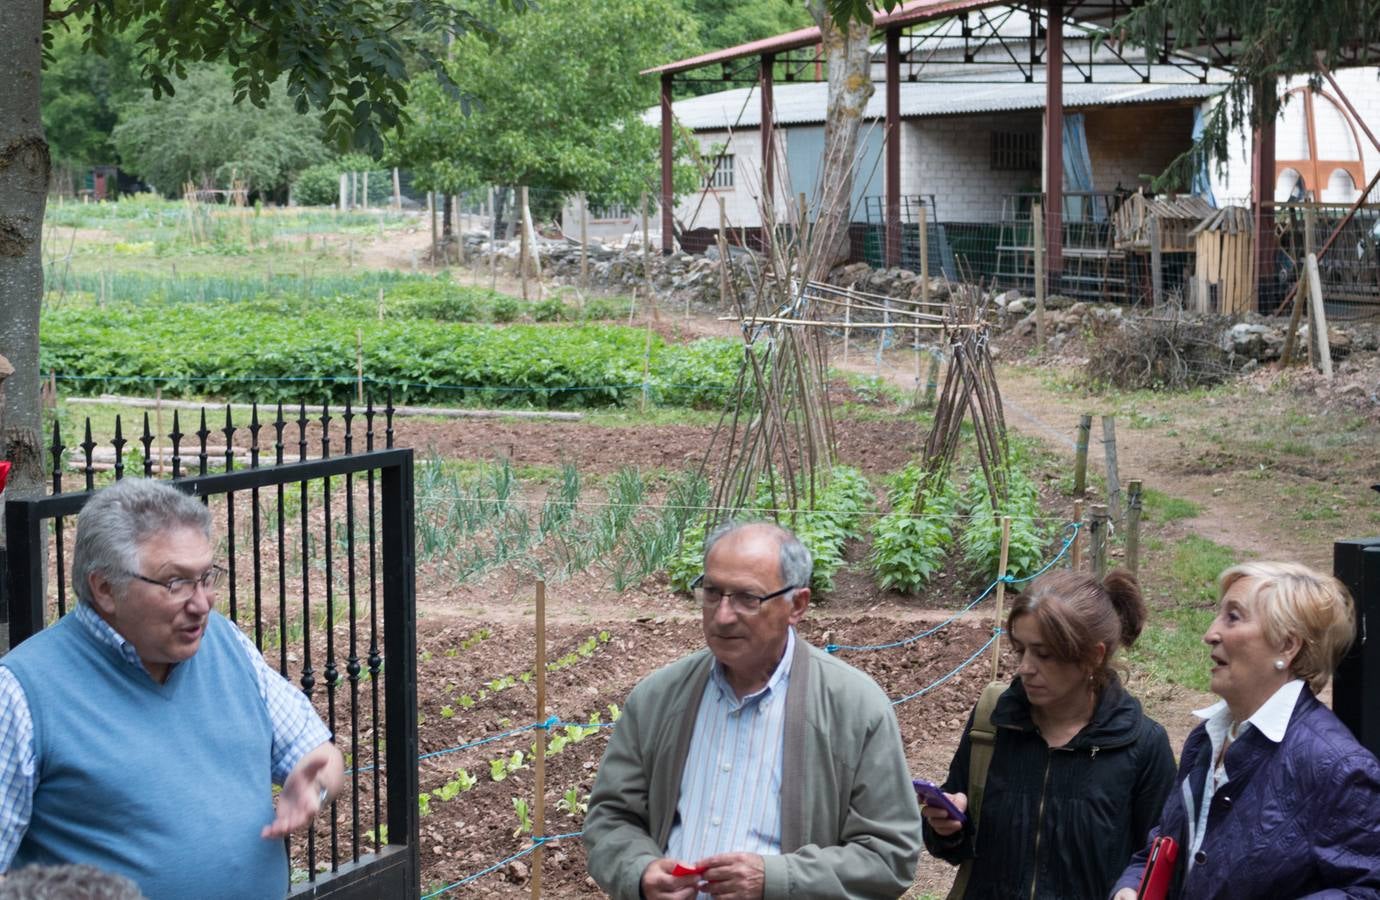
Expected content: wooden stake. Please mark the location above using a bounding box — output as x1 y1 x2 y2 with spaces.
391 167 401 211
531 580 547 900
640 322 653 415
356 328 365 405
429 192 438 265
377 287 385 322
1071 499 1084 571
1125 479 1143 576
1150 216 1163 305
1090 503 1109 579
991 515 1012 681
717 196 730 306
1102 415 1122 525
1073 414 1092 498
842 292 852 367
579 192 589 291
923 352 940 409
917 204 928 391
489 187 498 292
520 185 531 302
640 192 650 268
155 388 164 474
1033 202 1046 351
1305 253 1333 379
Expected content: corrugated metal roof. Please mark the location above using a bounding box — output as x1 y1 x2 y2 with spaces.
641 0 1003 76
653 80 1224 130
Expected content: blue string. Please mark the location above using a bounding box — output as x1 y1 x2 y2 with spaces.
825 578 1001 654
420 832 583 898
891 633 998 706
1006 521 1081 585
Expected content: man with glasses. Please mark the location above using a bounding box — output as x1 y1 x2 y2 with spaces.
586 521 922 900
0 477 342 898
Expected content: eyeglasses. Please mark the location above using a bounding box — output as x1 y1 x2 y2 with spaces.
126 565 226 603
691 574 798 615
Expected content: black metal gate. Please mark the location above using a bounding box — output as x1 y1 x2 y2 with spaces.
2 399 419 898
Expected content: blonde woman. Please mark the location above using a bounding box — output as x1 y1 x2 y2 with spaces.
1113 562 1380 899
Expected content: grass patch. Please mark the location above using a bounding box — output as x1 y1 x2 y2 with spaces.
1165 534 1238 604
1141 488 1200 523
1129 605 1215 691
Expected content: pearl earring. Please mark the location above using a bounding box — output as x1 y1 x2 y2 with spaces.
1274 659 1286 671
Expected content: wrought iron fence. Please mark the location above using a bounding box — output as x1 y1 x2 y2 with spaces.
2 397 419 899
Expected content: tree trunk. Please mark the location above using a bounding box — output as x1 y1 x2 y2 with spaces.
0 2 48 651
0 2 49 504
805 2 874 279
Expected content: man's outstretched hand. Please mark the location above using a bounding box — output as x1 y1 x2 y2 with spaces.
262 742 345 839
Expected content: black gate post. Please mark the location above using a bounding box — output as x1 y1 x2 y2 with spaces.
381 451 419 898
1333 538 1380 757
4 499 49 646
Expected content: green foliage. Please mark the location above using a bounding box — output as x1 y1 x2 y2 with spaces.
48 0 519 155
668 467 873 594
42 22 143 171
959 469 1049 581
42 298 741 409
292 155 393 206
792 467 873 592
556 788 588 818
113 67 331 198
868 466 960 594
512 797 533 836
390 0 701 204
682 0 812 57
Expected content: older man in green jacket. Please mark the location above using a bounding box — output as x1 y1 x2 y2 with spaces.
585 522 922 900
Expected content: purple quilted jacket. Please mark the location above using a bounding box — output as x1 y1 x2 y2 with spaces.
1112 688 1380 899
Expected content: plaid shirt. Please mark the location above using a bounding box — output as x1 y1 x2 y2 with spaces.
0 603 331 869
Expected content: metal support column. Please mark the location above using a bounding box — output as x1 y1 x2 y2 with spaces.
1334 538 1380 757
760 52 775 253
1043 0 1064 290
885 27 902 268
1252 81 1277 310
660 73 675 255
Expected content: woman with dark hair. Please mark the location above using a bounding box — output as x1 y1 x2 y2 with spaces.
921 569 1176 899
1111 562 1380 899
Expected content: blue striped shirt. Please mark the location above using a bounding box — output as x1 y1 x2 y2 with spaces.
666 628 795 888
0 603 331 869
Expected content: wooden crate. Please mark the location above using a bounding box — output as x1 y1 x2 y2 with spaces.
1113 191 1217 253
1190 206 1254 315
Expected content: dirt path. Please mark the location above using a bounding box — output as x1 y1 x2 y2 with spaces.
995 365 1291 561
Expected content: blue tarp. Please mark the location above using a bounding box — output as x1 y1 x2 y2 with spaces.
1062 113 1103 222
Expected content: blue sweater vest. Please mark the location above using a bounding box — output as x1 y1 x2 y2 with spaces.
3 610 288 899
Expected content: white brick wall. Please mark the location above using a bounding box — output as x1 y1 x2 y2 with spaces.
1208 66 1380 204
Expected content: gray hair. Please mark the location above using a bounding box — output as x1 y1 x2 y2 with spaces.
702 520 813 589
0 864 145 899
72 478 211 605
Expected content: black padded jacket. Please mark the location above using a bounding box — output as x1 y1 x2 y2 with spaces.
922 676 1176 900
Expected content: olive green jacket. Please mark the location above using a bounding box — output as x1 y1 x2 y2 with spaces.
584 637 923 899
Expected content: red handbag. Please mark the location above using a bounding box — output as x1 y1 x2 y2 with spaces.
1135 835 1180 900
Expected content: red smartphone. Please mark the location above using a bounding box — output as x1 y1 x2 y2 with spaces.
1134 834 1179 900
912 778 967 825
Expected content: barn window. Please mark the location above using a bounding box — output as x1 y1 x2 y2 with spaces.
990 132 1040 171
704 154 735 189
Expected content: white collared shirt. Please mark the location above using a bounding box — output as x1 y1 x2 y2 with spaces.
665 629 796 894
1183 679 1305 871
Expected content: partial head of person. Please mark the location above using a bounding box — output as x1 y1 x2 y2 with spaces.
694 521 812 696
0 864 145 900
1006 569 1146 711
71 477 222 684
1207 561 1356 721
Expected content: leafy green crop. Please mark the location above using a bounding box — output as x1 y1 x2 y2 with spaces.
42 299 740 410
868 465 960 594
959 469 1049 581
